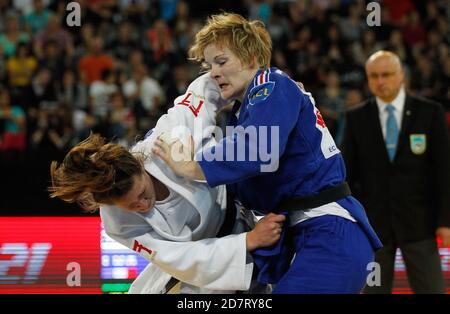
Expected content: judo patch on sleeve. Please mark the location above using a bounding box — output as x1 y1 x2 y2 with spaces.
248 82 275 106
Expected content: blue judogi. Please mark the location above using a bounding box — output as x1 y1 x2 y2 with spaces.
197 67 382 293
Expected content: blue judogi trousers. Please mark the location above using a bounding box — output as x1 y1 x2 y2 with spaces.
273 215 374 294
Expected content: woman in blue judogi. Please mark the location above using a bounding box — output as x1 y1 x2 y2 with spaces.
153 12 383 294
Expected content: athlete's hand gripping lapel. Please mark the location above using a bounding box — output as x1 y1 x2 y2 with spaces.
153 136 206 181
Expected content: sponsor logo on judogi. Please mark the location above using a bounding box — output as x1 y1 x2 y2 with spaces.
248 82 275 106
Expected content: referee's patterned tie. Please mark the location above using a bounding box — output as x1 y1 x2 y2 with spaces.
385 104 399 162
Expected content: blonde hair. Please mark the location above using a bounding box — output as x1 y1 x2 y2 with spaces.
189 13 272 69
49 133 144 212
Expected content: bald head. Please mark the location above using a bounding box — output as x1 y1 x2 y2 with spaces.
365 50 404 103
366 50 402 72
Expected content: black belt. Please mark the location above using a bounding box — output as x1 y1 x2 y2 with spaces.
277 182 351 212
163 276 180 294
216 188 237 237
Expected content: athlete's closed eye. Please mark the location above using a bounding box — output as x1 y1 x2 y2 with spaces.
215 58 227 66
127 189 146 210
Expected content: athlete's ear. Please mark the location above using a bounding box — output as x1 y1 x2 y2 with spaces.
247 56 258 70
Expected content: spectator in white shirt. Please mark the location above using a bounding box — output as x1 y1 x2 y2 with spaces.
123 65 163 130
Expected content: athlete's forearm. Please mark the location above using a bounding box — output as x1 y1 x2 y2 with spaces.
182 160 206 181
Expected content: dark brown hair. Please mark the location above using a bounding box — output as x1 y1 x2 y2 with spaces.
49 133 144 211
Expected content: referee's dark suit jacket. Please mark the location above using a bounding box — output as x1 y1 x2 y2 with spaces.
341 94 450 245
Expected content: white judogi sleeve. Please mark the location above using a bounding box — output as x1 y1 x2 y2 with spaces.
100 207 252 292
132 72 228 157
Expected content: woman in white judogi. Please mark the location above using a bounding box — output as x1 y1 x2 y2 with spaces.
50 73 285 294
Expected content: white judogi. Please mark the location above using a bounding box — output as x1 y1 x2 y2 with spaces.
100 74 254 293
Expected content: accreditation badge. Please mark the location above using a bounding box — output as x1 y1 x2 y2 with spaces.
410 134 426 155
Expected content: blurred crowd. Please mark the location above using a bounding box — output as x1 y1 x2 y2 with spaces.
0 0 449 213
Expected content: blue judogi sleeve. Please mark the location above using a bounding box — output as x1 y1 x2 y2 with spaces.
197 74 305 187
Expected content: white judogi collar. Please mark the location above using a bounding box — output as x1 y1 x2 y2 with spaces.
139 157 222 242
